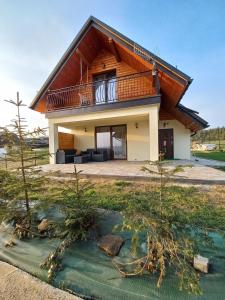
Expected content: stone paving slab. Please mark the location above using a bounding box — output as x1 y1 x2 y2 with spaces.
0 261 81 300
40 160 225 185
191 155 225 167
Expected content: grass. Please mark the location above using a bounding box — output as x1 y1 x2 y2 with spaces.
192 151 225 162
0 148 49 170
44 178 225 212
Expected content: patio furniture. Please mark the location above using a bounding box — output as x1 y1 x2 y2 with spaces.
74 155 89 164
74 150 93 164
56 149 77 164
80 150 92 161
92 149 108 162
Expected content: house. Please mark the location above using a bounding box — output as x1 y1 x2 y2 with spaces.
30 16 208 163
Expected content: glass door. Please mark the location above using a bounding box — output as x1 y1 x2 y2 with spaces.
95 126 111 148
112 125 127 159
95 125 127 160
93 71 116 104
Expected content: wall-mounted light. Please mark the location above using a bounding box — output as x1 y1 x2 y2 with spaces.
84 127 87 132
135 122 138 129
163 122 169 128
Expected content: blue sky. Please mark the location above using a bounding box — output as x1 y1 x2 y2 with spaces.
0 0 224 129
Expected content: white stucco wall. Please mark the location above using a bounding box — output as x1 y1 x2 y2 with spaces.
126 120 149 161
70 120 150 161
47 104 159 162
159 120 191 160
48 111 190 163
71 127 95 151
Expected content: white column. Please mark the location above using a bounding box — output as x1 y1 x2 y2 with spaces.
149 105 159 161
48 121 58 164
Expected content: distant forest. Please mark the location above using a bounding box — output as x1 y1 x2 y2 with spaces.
192 127 225 144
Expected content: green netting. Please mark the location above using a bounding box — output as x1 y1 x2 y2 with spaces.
0 210 225 300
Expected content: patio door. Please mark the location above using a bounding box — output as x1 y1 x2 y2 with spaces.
93 71 116 104
95 125 127 160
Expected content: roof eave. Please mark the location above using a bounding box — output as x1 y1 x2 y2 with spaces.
177 103 209 130
30 16 95 110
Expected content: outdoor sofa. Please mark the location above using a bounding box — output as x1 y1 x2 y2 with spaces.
56 148 109 164
56 149 77 164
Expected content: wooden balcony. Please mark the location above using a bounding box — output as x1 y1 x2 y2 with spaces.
46 71 158 112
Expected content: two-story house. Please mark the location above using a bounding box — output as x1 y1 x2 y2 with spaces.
30 16 208 163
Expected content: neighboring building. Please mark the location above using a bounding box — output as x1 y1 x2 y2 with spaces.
30 16 208 163
192 143 217 151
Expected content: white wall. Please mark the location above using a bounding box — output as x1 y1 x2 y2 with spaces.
71 126 95 151
70 118 159 161
49 118 191 163
71 121 150 161
159 120 191 160
126 120 149 161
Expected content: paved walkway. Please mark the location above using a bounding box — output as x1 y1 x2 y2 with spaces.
0 261 81 300
40 160 225 185
191 155 225 167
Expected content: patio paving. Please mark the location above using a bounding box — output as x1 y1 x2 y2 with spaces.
191 155 225 167
40 160 225 185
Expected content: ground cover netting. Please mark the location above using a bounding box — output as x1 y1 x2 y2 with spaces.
0 210 225 300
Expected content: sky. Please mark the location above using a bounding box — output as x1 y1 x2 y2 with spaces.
0 0 225 130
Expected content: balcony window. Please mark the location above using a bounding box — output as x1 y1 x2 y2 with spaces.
93 71 116 104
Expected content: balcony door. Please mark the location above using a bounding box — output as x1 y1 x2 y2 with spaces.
93 71 116 104
95 125 127 160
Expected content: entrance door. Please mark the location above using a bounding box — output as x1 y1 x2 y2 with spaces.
95 125 127 160
159 129 174 159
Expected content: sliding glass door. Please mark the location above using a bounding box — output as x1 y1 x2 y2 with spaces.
111 125 127 159
95 125 127 160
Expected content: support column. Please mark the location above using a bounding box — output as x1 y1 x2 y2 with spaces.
48 121 58 164
149 105 159 161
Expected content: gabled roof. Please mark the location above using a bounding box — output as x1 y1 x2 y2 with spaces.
30 16 192 110
177 104 209 129
29 16 208 131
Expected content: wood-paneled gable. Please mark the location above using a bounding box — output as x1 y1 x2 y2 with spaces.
32 17 207 132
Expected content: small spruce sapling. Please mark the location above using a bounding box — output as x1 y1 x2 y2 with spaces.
40 165 97 282
0 92 48 237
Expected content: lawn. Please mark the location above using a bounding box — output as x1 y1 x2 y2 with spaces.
192 151 225 162
0 148 49 170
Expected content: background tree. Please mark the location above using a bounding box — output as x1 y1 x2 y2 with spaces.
192 127 225 149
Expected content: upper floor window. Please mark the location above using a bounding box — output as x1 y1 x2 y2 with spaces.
93 71 116 104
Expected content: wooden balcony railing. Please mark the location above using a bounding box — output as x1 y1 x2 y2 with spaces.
46 71 157 112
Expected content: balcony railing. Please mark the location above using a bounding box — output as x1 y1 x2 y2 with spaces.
46 71 157 112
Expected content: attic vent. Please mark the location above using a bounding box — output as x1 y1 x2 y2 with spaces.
133 43 153 62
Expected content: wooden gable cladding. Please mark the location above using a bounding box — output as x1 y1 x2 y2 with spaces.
86 48 137 79
34 24 186 113
50 49 154 109
58 132 75 149
50 27 102 90
159 109 174 120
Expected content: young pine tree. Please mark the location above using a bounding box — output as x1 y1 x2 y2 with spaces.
0 92 48 234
